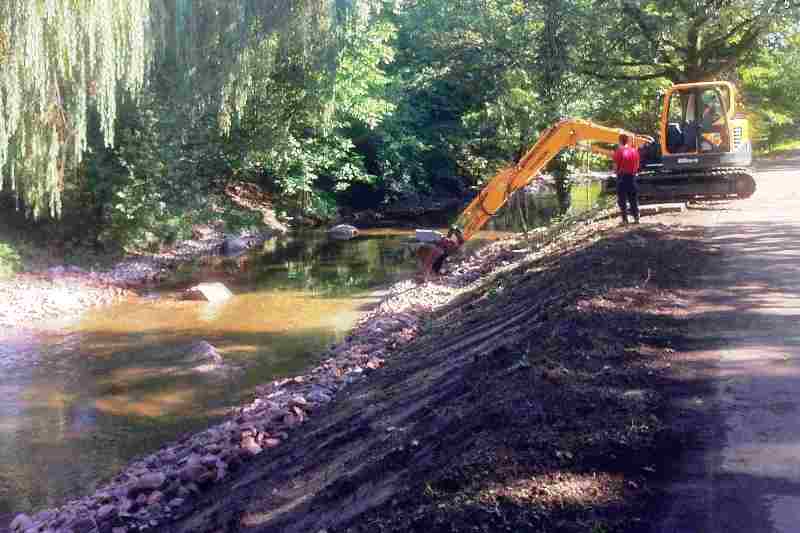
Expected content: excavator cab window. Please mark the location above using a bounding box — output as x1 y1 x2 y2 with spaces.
666 90 699 154
665 85 732 155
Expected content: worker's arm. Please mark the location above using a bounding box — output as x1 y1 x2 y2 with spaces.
452 119 652 242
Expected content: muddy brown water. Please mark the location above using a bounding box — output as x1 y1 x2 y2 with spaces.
0 228 513 523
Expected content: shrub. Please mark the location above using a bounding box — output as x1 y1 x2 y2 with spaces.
0 242 22 279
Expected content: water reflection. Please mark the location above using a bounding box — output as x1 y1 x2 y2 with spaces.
231 231 420 297
0 230 419 522
486 180 605 233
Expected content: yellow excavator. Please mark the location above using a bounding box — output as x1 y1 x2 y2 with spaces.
416 81 756 275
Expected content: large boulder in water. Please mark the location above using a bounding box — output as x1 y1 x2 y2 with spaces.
188 341 223 365
187 341 224 369
182 282 233 303
328 224 359 240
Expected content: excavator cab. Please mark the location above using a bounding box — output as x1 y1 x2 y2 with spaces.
654 81 752 170
664 85 729 154
633 81 755 202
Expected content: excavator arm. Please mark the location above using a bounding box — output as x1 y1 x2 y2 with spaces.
452 119 652 242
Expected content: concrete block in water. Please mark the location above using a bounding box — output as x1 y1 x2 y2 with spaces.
183 282 233 303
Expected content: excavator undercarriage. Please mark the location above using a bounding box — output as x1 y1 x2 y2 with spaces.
612 168 757 204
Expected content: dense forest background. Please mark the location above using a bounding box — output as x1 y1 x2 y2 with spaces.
1 0 799 253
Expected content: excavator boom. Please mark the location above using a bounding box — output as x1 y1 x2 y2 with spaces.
454 119 651 241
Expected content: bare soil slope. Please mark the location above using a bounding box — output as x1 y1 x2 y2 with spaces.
163 218 716 533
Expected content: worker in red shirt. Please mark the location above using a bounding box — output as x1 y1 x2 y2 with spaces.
612 133 641 225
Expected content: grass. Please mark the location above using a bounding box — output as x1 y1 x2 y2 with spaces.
0 241 22 279
755 137 800 157
767 138 800 154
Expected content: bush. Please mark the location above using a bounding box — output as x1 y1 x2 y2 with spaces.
0 242 22 279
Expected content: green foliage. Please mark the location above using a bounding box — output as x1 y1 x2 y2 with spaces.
335 20 398 128
762 138 800 155
82 85 230 251
370 0 569 198
739 31 800 150
587 78 672 134
579 0 800 82
0 0 152 218
5 0 798 251
208 4 396 218
570 180 605 212
0 241 22 279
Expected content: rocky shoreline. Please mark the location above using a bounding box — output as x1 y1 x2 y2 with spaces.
7 236 523 533
0 229 276 333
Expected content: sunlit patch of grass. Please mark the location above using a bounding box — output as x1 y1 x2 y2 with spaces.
772 138 800 152
480 471 626 509
570 180 605 212
758 137 800 157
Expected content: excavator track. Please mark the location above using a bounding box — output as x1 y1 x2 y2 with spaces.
611 168 756 204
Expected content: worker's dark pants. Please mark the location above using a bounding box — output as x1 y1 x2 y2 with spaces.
616 174 639 222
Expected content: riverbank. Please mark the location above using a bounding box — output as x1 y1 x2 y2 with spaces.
7 204 712 532
0 227 278 333
0 179 290 334
158 213 706 533
4 227 525 532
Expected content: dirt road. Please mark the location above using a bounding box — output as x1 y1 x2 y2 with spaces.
656 151 800 532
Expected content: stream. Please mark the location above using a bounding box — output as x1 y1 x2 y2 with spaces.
0 229 429 522
0 182 602 523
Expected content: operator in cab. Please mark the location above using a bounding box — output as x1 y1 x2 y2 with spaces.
613 133 640 225
700 99 725 152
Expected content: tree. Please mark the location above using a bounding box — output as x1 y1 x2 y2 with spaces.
535 0 581 210
379 0 597 205
1 0 385 220
580 0 800 82
207 2 395 215
377 0 550 197
739 29 800 147
0 0 153 218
